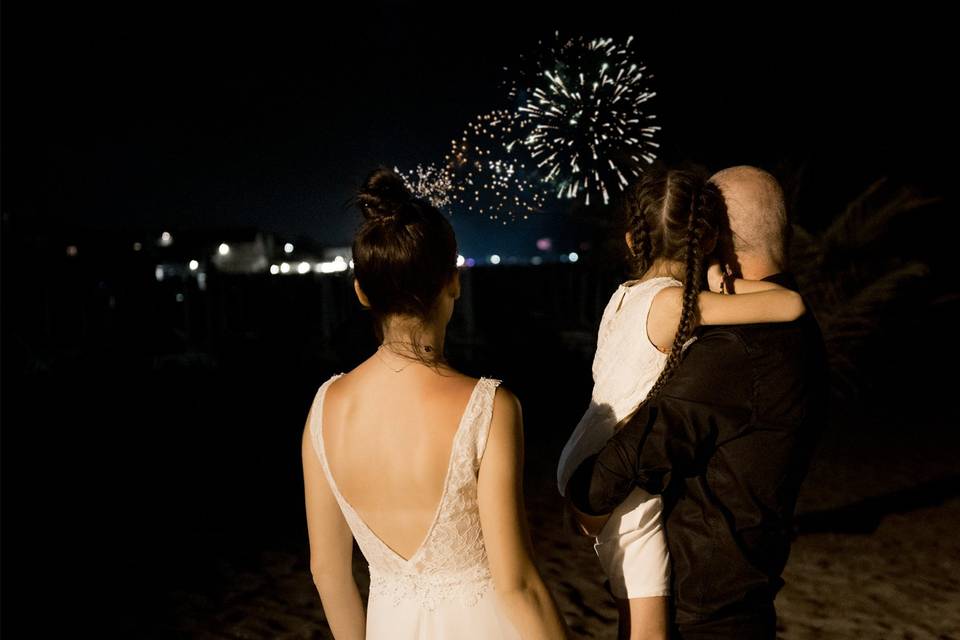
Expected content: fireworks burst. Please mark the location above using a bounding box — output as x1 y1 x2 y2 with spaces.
394 163 454 209
442 110 549 223
508 33 661 206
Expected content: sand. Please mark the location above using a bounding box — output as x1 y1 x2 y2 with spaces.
159 422 960 639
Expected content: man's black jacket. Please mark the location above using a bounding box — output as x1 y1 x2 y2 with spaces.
568 273 828 624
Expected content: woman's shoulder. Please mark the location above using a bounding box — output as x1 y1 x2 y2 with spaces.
314 361 374 410
319 368 350 396
490 382 518 413
446 372 504 404
457 374 511 416
484 384 523 463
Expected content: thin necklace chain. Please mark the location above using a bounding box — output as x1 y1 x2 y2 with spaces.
375 341 441 373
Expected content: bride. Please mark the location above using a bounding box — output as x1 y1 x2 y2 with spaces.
301 167 568 639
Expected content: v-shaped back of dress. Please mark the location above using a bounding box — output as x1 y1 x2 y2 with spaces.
309 373 503 612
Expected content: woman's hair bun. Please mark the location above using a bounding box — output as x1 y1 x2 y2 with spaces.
356 166 416 223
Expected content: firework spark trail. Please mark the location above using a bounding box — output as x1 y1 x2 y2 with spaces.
507 33 661 206
393 33 657 220
441 110 549 223
394 164 454 209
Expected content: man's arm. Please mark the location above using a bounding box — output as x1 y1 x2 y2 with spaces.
567 329 753 519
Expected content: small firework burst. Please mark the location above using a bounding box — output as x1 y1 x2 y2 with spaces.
395 163 454 208
442 110 548 223
507 33 661 206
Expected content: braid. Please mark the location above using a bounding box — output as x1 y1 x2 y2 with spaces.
632 207 653 274
613 169 724 430
625 178 659 277
637 181 710 407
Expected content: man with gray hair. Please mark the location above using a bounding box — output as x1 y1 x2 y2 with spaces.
568 166 828 638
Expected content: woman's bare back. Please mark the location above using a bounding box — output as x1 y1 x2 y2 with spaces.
320 357 481 561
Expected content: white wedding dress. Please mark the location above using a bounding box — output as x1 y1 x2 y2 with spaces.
308 374 521 639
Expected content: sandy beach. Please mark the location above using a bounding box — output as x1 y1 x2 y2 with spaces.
157 408 960 640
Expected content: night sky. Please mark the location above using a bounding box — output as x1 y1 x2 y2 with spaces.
3 3 954 257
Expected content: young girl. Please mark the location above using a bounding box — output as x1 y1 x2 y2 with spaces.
555 168 804 640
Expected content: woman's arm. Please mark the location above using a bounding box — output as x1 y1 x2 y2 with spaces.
648 281 805 351
302 407 365 640
479 387 570 639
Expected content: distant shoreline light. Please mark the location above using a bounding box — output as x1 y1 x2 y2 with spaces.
269 258 349 275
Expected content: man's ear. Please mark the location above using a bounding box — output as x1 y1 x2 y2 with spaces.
354 278 371 308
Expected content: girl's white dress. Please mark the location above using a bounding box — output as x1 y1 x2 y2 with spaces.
557 276 681 599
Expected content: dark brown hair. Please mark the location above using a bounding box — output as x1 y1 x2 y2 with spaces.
622 167 726 402
351 166 458 361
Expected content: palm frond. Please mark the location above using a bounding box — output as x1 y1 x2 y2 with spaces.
785 174 944 401
820 179 943 256
814 262 931 400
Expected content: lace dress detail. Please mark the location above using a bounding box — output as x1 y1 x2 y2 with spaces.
309 375 504 613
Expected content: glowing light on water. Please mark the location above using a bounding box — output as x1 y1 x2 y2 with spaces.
490 254 501 265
